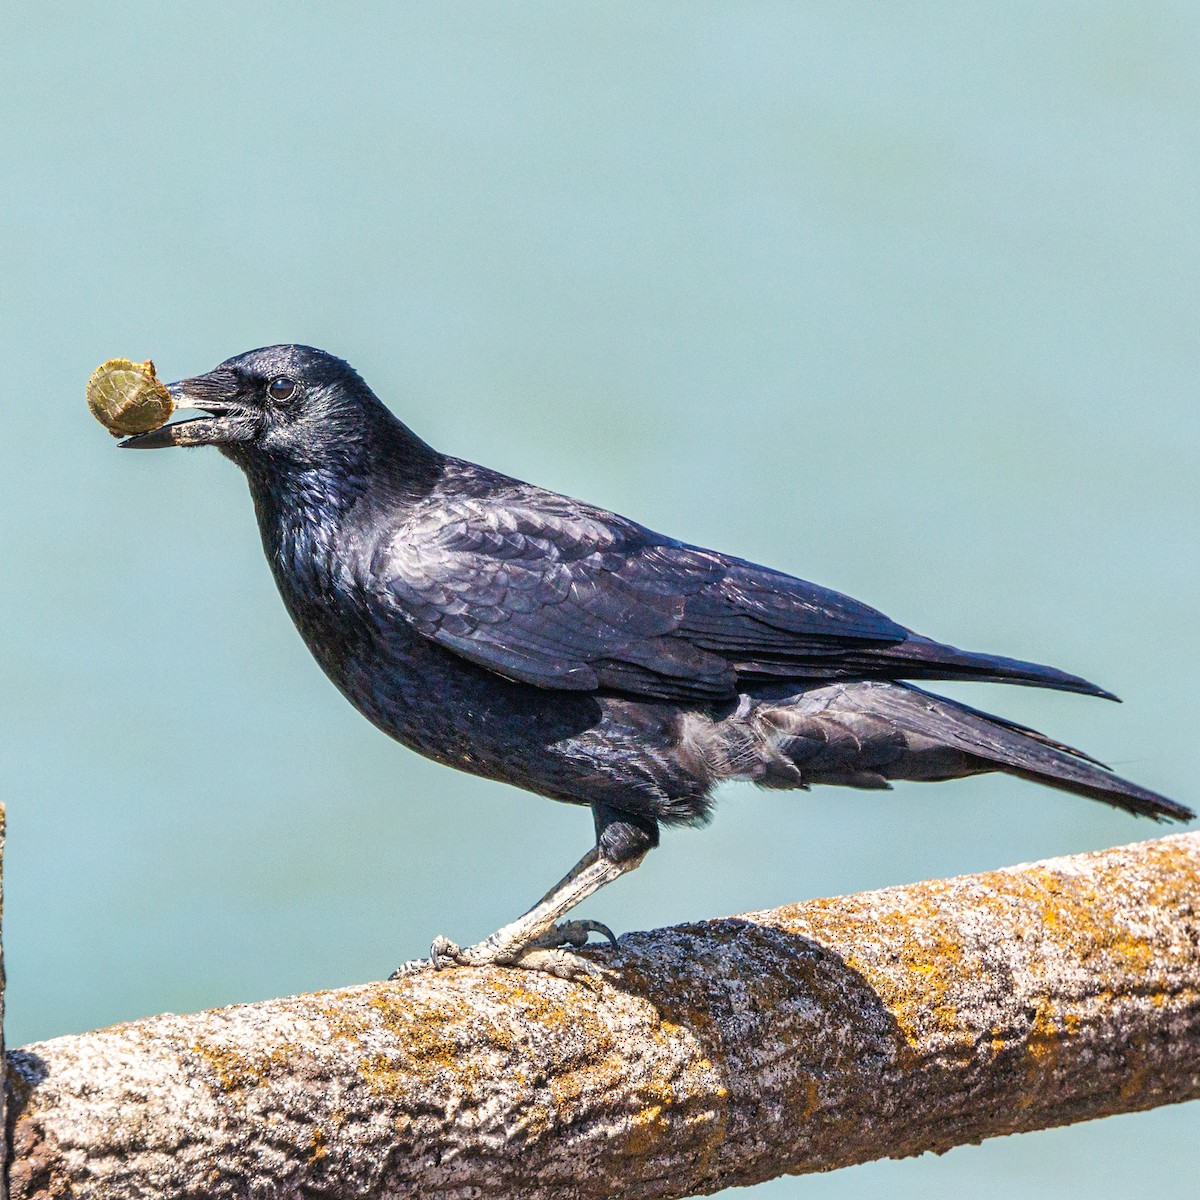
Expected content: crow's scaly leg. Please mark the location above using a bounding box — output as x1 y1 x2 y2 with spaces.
389 844 644 980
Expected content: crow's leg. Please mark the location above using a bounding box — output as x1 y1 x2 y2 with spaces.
428 849 637 975
390 807 657 979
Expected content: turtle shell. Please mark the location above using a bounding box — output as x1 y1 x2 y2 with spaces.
87 358 175 436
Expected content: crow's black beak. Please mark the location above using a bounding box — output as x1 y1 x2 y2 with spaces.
120 378 248 449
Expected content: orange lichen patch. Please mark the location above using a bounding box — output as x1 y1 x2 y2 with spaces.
289 980 528 1107
190 1040 289 1094
995 867 1155 979
480 973 573 1032
798 1077 821 1122
1096 839 1200 916
1014 996 1155 1115
1116 1039 1155 1106
358 1052 415 1102
314 1004 373 1044
622 1076 676 1159
895 935 965 1043
1022 1000 1064 1082
307 1127 328 1165
356 1012 468 1102
548 1049 630 1114
784 891 971 1049
351 979 554 1102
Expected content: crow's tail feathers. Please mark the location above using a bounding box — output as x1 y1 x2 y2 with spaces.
861 682 1192 822
744 680 1193 823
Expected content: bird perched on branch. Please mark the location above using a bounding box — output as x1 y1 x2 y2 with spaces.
121 344 1193 977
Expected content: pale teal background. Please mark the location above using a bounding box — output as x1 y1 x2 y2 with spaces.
3 3 1198 1196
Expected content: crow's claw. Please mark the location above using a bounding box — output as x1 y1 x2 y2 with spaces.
385 935 476 979
528 918 618 951
429 934 468 970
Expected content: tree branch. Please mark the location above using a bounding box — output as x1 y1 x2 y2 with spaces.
7 832 1200 1199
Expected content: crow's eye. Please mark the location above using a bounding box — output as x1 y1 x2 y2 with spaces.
267 377 297 402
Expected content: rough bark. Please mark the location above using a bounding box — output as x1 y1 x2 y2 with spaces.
7 832 1200 1200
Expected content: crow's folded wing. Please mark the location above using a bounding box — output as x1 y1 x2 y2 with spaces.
371 493 909 702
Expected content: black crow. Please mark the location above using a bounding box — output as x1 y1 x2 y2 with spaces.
121 344 1193 977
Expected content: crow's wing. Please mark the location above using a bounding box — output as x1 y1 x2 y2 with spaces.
371 487 911 702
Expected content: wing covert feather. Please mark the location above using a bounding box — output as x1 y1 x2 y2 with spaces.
371 487 908 701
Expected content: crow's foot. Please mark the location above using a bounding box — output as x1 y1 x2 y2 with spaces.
527 918 617 951
430 923 613 977
388 844 641 981
387 920 616 981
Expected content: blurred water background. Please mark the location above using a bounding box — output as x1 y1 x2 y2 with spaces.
3 3 1198 1196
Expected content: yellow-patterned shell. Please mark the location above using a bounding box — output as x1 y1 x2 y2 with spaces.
86 358 175 436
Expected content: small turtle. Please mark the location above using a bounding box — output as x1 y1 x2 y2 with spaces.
87 358 175 437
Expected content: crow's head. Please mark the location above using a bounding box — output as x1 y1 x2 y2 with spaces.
120 345 406 471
